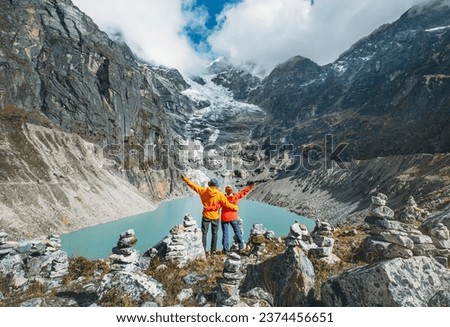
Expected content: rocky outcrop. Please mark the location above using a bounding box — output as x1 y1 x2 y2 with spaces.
0 0 195 238
246 1 450 160
241 223 315 306
248 153 450 227
321 256 450 307
146 214 205 266
97 229 166 305
0 232 68 292
0 117 155 239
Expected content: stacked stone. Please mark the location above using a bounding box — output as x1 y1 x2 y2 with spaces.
98 229 166 305
285 222 317 253
362 193 436 262
0 231 16 257
216 252 245 307
44 235 69 279
0 234 68 291
399 196 428 223
149 214 205 266
45 235 62 253
248 224 275 257
110 229 140 271
429 223 450 267
309 220 340 265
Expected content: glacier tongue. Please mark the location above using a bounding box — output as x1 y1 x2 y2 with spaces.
182 75 265 144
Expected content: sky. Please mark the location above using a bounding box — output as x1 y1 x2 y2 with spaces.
71 0 431 76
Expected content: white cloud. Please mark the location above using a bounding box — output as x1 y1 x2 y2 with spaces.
72 0 431 76
72 0 208 75
208 0 430 74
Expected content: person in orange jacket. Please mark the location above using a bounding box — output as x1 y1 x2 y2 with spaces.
210 183 254 253
181 175 238 254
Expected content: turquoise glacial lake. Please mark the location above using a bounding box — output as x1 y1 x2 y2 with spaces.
61 197 314 259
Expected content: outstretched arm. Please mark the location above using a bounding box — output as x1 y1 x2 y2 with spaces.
235 184 254 200
181 175 204 194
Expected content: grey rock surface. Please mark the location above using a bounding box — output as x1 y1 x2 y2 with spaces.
321 256 450 307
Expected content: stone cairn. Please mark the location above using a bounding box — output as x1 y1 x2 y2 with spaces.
248 224 275 257
399 196 428 223
0 231 14 257
110 229 140 271
285 221 339 265
147 214 205 266
0 232 68 291
429 223 450 267
98 229 166 304
216 252 245 307
310 220 341 265
362 193 437 263
285 222 316 251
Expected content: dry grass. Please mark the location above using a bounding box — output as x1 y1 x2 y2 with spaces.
145 253 232 306
0 105 53 128
310 225 368 299
63 257 109 285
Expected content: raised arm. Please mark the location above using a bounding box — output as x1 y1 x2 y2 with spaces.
181 175 204 194
235 184 254 200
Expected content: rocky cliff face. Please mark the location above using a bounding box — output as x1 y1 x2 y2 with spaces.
0 0 196 237
0 110 156 239
205 0 450 224
212 1 450 160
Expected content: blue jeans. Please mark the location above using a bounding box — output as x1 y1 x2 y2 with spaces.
222 219 244 251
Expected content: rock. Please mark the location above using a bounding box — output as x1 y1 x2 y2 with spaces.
0 232 8 245
321 256 450 306
428 290 450 307
183 273 208 286
241 287 274 306
177 288 194 302
430 223 450 240
365 216 411 233
400 196 428 223
147 214 205 265
97 270 166 305
409 234 433 245
371 195 386 206
371 232 414 250
412 243 437 256
216 254 245 307
368 205 395 220
422 210 450 234
241 246 315 306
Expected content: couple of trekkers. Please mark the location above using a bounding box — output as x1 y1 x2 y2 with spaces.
181 175 254 255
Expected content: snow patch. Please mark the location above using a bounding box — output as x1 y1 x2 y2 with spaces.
425 25 450 32
332 62 348 75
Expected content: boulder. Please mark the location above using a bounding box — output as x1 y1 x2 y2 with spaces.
241 246 315 306
321 256 450 306
97 270 166 305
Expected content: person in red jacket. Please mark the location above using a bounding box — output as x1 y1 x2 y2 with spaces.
181 175 238 254
220 184 254 253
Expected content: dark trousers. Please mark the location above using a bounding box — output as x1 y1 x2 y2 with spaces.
201 217 219 252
